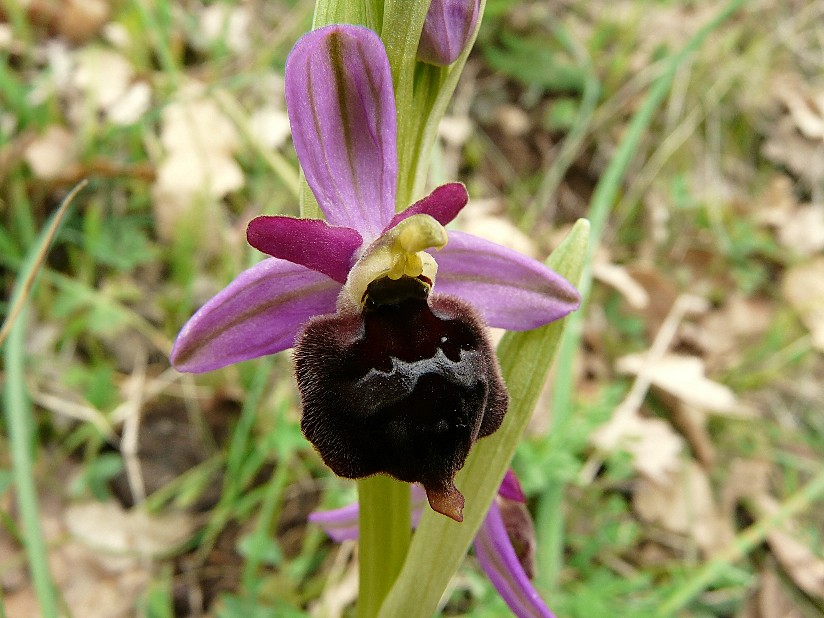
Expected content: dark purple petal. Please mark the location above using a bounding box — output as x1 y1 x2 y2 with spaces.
286 25 397 241
171 259 341 373
247 216 362 284
417 0 480 66
388 183 468 229
475 501 555 618
432 231 581 330
499 470 526 503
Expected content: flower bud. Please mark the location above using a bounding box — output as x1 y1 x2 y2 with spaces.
294 275 507 522
417 0 480 66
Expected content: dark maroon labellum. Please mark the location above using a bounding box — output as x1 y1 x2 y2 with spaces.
294 276 507 521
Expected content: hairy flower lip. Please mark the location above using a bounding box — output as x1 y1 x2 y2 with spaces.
295 290 506 523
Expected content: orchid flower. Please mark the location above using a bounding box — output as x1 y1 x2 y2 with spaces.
171 24 579 522
310 471 554 618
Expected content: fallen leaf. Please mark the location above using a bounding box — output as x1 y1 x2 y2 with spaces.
198 3 252 54
593 256 650 310
774 75 824 140
616 353 740 413
23 125 76 179
763 117 824 191
249 105 291 151
697 294 775 371
633 459 732 556
782 256 824 351
152 83 243 242
591 405 684 483
58 0 111 44
753 494 824 599
66 501 195 558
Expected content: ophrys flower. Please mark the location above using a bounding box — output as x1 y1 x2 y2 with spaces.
171 24 579 522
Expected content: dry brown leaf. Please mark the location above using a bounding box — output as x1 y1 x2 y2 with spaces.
624 265 680 336
58 0 111 44
592 257 650 310
198 4 252 54
439 114 473 147
495 104 531 137
72 48 146 123
633 459 732 556
248 105 291 151
23 125 76 179
777 204 824 257
741 569 804 618
152 84 243 241
754 494 824 599
783 256 824 351
762 116 824 190
697 295 775 371
66 501 195 558
616 353 740 414
50 540 150 618
591 406 684 483
774 76 824 140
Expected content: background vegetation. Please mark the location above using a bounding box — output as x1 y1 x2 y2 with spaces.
2 0 823 616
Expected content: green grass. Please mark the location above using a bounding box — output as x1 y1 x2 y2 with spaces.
3 1 824 616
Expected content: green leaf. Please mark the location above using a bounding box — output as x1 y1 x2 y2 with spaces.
378 218 590 618
484 32 586 93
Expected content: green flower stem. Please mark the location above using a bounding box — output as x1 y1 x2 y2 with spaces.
357 476 411 618
377 220 590 618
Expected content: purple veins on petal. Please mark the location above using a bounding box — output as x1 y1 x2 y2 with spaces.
170 259 341 373
417 0 480 66
388 182 469 229
475 501 555 618
432 230 581 331
247 216 362 284
285 25 398 241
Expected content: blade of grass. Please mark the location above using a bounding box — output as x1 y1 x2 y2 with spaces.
1 182 87 618
197 357 276 557
538 0 747 591
4 307 59 618
659 466 824 615
0 181 86 347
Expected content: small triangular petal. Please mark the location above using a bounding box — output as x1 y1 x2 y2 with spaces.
389 182 468 229
432 231 580 330
286 25 397 241
475 501 555 618
499 470 527 503
247 216 362 283
171 259 341 373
